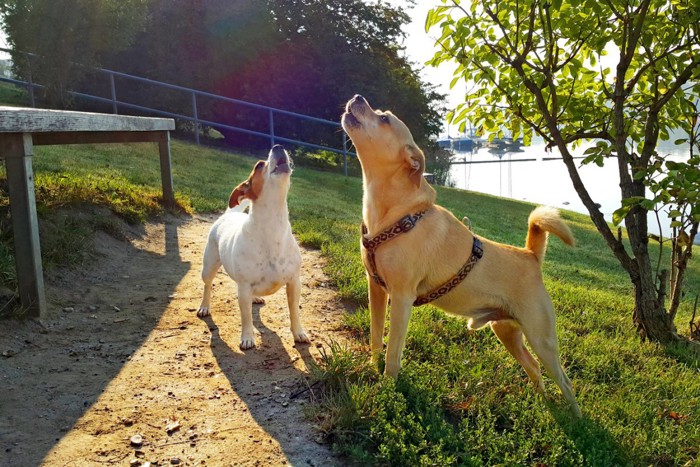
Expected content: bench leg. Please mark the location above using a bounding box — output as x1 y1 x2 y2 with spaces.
1 133 47 317
158 132 175 208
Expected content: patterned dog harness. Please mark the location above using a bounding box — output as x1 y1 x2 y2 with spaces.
361 210 483 306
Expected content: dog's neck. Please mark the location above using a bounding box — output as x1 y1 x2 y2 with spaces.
362 174 436 234
247 186 290 230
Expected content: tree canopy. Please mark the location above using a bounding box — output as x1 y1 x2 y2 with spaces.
0 0 445 154
427 0 700 343
0 0 147 107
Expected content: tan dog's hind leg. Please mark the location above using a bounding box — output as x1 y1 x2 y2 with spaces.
518 299 581 417
384 295 414 377
369 279 389 365
490 319 544 392
237 284 256 350
286 276 310 344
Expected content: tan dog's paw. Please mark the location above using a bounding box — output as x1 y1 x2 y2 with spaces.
240 334 256 350
197 306 211 318
292 328 310 344
253 296 266 305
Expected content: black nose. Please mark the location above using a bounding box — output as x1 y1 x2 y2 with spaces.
271 144 285 154
353 94 367 103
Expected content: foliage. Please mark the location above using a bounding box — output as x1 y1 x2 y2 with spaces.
423 141 454 186
0 0 445 150
0 0 148 108
289 149 363 177
426 0 700 342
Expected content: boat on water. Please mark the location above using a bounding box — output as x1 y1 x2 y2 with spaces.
437 136 478 152
485 137 523 151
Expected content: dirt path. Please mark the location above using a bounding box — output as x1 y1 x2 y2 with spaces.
0 214 352 466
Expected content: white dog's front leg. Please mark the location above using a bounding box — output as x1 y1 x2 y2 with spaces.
237 284 256 350
286 276 309 343
368 278 388 365
384 294 414 378
197 241 221 318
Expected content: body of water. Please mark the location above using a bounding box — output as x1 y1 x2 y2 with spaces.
447 140 691 238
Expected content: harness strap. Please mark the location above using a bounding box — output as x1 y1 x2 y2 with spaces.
360 210 483 306
361 211 426 289
413 237 482 306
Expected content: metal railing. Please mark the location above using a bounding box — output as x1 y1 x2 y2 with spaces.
0 48 354 175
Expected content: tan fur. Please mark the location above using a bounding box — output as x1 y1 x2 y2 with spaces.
341 95 581 417
526 206 575 264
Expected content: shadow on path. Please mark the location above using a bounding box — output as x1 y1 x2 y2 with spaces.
0 216 190 466
202 299 340 466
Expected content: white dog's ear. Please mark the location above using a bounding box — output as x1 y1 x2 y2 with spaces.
229 180 253 208
403 144 425 188
229 161 265 208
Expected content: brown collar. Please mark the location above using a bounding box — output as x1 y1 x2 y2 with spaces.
361 210 483 306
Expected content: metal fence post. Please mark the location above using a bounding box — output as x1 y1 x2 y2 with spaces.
109 72 118 114
26 56 35 108
269 109 275 147
343 132 348 176
192 91 200 145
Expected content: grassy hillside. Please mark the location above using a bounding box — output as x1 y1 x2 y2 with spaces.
0 138 698 465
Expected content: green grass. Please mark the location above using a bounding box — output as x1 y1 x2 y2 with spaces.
0 138 698 465
0 81 31 107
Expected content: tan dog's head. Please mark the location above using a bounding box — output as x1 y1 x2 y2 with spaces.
341 94 425 187
229 144 293 208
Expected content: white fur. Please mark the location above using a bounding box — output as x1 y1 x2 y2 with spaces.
197 147 309 350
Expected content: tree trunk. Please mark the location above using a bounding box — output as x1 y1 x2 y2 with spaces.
631 254 679 343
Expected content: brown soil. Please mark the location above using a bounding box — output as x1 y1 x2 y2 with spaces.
0 213 353 466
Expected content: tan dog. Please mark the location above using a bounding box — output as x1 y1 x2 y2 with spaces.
341 95 580 416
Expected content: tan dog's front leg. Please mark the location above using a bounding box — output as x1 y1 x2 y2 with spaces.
384 295 413 378
237 284 256 350
368 278 388 366
286 276 309 344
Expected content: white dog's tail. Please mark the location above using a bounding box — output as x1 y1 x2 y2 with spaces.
228 198 251 214
525 206 574 264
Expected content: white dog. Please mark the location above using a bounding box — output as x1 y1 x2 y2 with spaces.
197 145 309 350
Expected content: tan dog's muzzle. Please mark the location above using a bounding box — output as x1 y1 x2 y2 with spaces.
342 94 372 130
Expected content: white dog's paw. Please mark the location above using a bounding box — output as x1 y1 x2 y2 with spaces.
253 296 266 305
197 306 211 318
292 328 310 344
240 334 256 350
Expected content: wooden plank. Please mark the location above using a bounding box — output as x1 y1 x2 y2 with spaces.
0 133 47 317
31 130 165 146
158 132 175 207
0 107 175 133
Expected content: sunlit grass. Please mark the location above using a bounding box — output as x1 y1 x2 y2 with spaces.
0 138 697 465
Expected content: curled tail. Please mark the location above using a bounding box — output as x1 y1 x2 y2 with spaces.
525 206 574 264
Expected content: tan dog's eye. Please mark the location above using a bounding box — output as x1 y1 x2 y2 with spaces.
380 115 390 124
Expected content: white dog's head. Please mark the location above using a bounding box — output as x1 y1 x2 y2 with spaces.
341 94 425 187
229 144 293 208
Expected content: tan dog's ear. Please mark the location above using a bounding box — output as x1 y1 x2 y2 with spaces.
403 144 425 188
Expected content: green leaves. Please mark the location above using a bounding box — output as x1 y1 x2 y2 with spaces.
426 0 700 233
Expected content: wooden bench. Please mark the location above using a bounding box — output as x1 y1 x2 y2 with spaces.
0 106 176 318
